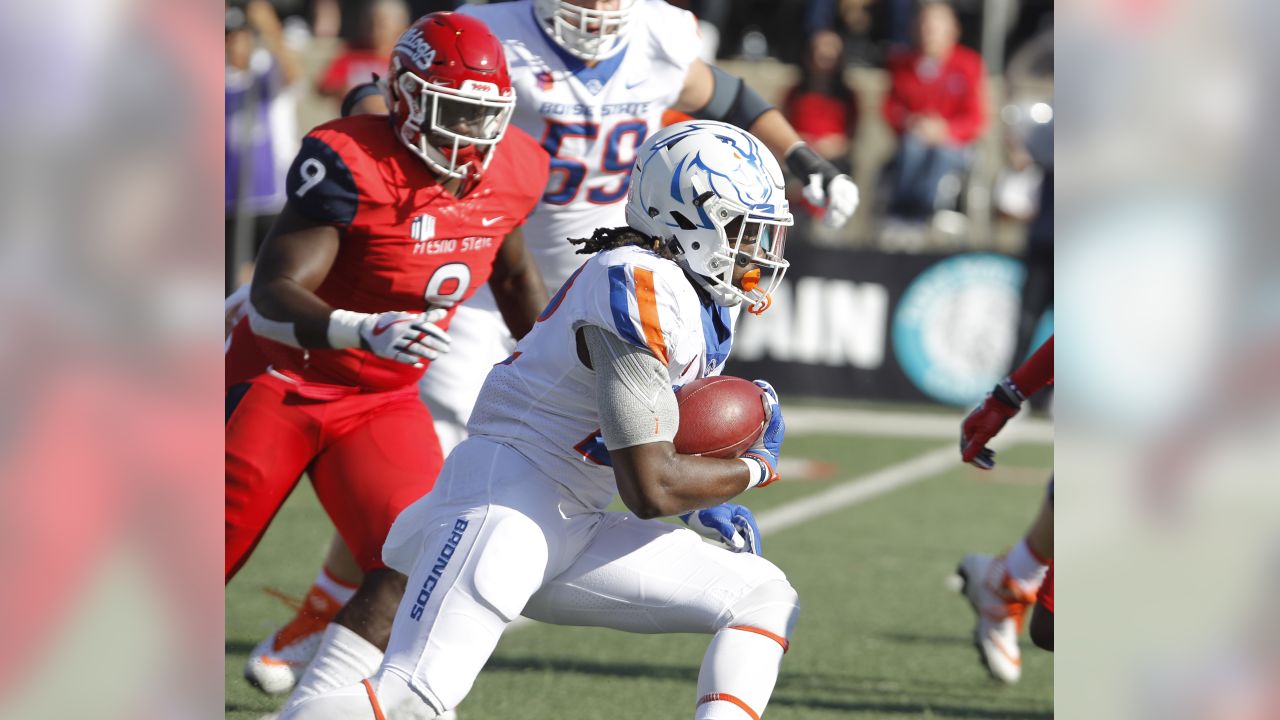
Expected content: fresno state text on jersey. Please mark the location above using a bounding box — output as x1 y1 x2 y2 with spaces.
257 114 549 390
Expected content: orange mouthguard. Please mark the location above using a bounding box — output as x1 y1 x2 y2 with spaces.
740 268 762 292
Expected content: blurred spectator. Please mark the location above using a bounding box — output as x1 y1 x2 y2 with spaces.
1001 27 1054 372
316 0 410 99
881 1 986 221
784 30 858 175
805 0 888 66
225 0 302 292
1012 118 1053 376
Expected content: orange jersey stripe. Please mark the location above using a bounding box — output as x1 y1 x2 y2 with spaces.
697 692 760 720
632 267 669 365
729 624 790 653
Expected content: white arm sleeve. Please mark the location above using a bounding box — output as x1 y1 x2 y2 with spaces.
581 324 679 450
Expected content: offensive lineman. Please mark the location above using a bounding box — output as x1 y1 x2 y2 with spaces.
253 0 861 687
284 120 797 719
225 13 549 706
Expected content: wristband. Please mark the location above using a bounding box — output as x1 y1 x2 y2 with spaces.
992 377 1025 409
785 143 838 184
327 309 370 349
739 456 769 489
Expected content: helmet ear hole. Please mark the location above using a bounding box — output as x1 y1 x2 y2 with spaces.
691 241 700 250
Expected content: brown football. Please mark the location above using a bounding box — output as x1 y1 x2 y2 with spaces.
673 376 767 459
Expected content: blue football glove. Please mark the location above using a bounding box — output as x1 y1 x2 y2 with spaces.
741 379 784 487
680 503 763 555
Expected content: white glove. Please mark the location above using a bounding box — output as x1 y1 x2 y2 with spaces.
360 309 451 366
329 308 451 367
803 173 860 229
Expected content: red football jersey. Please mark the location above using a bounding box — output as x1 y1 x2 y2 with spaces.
256 114 550 390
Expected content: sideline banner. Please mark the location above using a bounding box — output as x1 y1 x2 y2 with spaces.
724 246 1048 407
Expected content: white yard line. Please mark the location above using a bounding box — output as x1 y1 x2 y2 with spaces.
756 444 958 533
785 407 1054 444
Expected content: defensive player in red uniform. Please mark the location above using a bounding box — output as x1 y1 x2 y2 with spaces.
954 335 1054 682
225 11 550 707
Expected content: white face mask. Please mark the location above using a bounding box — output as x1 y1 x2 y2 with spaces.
390 69 515 179
683 180 791 313
535 0 637 62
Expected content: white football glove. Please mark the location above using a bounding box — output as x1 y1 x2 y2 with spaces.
357 309 451 367
804 173 860 229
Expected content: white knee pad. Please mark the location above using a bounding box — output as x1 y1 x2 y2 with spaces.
467 510 550 622
724 578 800 643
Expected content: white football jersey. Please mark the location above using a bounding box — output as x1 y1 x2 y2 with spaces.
459 0 701 291
466 246 736 511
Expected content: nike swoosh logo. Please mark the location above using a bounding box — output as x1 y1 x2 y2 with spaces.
481 216 504 227
625 78 644 90
681 356 699 376
372 317 411 336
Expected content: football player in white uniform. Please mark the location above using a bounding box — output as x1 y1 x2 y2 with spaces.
254 1 857 695
282 120 797 720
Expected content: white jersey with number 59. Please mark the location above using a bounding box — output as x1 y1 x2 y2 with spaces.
459 0 701 291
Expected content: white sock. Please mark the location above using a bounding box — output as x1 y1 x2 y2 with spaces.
1005 538 1049 594
694 628 786 719
280 623 384 715
314 567 358 605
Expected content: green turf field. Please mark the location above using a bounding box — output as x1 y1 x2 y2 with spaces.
226 405 1053 719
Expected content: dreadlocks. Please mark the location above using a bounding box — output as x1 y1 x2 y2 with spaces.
569 226 674 260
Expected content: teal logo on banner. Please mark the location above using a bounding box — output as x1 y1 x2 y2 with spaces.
891 254 1026 406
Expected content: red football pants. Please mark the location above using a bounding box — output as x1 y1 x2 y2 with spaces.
225 371 443 582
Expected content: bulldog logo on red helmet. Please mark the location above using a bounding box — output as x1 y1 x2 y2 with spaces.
394 28 438 71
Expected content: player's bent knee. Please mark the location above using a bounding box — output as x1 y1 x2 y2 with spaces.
723 577 800 646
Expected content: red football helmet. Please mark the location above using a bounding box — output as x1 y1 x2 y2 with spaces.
383 13 515 179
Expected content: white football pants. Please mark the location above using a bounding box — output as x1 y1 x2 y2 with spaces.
285 436 798 719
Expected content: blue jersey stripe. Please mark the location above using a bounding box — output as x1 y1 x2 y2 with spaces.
607 265 647 350
700 298 734 373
